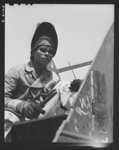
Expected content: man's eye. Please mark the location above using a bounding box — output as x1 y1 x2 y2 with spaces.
38 47 54 56
48 50 54 55
40 48 46 52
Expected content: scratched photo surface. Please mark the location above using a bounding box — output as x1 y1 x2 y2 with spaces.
5 4 114 146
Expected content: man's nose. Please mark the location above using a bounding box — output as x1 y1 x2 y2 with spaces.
45 51 49 55
44 51 49 56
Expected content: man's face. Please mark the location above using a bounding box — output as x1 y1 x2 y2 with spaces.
33 39 54 66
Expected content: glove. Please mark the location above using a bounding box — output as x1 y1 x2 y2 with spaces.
16 101 45 119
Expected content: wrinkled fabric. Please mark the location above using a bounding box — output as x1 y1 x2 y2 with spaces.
54 81 78 112
4 61 60 142
38 91 60 118
5 61 59 112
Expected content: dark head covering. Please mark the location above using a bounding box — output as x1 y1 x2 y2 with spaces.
31 22 58 57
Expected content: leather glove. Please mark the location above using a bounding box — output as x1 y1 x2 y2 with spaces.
16 101 45 119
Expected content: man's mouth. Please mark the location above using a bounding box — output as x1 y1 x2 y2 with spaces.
41 57 50 61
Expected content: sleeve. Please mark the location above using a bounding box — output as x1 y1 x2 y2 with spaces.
59 82 71 110
5 67 23 111
54 81 71 110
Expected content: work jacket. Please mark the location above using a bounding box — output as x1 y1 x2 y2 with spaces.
5 61 59 112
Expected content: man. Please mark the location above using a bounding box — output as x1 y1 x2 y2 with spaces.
4 22 59 141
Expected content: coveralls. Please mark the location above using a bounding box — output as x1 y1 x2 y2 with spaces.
4 60 59 140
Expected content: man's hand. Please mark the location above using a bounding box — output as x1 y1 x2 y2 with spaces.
16 101 45 119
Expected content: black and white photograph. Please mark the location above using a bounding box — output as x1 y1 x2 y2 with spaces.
4 3 114 147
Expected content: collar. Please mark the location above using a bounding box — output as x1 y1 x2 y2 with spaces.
25 61 34 74
25 61 52 79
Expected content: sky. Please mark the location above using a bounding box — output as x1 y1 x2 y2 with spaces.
5 4 114 81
